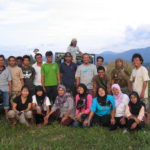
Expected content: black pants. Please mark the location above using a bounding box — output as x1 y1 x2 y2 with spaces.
48 109 60 124
127 119 145 131
33 110 46 124
45 86 57 104
48 109 73 126
110 117 126 130
92 114 110 127
63 83 76 96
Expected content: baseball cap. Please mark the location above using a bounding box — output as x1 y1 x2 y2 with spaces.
64 52 72 57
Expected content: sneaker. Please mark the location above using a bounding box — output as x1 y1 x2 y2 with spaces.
141 128 146 133
123 129 128 134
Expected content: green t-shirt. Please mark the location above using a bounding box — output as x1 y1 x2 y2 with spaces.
41 62 59 86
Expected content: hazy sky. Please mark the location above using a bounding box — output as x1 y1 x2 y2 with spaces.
0 0 150 56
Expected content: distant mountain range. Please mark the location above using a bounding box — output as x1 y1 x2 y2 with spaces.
97 47 150 63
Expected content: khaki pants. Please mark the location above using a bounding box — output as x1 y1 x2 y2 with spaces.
8 110 32 126
142 98 150 113
141 98 150 124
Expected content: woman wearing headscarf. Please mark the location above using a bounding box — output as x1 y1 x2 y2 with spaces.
125 91 145 132
67 38 82 63
72 83 92 128
84 87 116 127
110 84 129 130
44 85 75 126
32 86 51 125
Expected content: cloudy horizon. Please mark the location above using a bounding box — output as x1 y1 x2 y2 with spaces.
1 0 150 56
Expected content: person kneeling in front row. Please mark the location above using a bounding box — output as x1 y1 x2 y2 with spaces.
124 91 145 133
44 85 74 126
84 87 116 128
32 86 51 125
110 84 129 130
8 86 33 126
72 84 92 128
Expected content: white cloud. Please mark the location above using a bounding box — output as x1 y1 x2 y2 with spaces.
0 0 150 55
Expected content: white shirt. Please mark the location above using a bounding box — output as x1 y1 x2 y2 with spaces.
115 94 129 117
67 46 81 63
130 66 150 98
32 62 43 86
32 95 51 111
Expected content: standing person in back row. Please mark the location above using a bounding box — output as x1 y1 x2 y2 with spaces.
0 55 12 120
22 55 35 96
67 38 82 63
75 53 97 95
96 56 106 68
60 52 77 96
8 56 24 103
111 58 131 94
32 53 44 86
130 53 150 123
41 51 60 104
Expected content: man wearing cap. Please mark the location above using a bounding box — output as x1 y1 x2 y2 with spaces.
60 52 77 96
41 51 60 104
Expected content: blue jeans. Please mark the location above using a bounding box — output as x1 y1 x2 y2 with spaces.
0 90 9 109
72 114 89 128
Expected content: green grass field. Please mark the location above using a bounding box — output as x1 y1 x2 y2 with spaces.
0 120 150 150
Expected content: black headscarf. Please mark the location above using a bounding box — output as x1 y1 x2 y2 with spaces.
97 87 108 106
35 86 46 106
78 83 88 99
76 83 88 110
129 91 145 116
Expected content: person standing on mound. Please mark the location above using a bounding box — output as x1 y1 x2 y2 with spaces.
67 38 82 63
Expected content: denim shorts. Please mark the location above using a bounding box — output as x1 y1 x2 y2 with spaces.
0 90 9 109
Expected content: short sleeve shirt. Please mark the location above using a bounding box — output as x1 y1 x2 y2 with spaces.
0 67 12 92
32 95 51 111
13 95 32 111
32 63 42 86
130 66 150 98
60 62 77 86
41 62 59 86
75 64 97 89
8 66 24 92
21 66 35 90
90 95 116 116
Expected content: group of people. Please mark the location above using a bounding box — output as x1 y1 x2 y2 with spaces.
0 38 149 133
